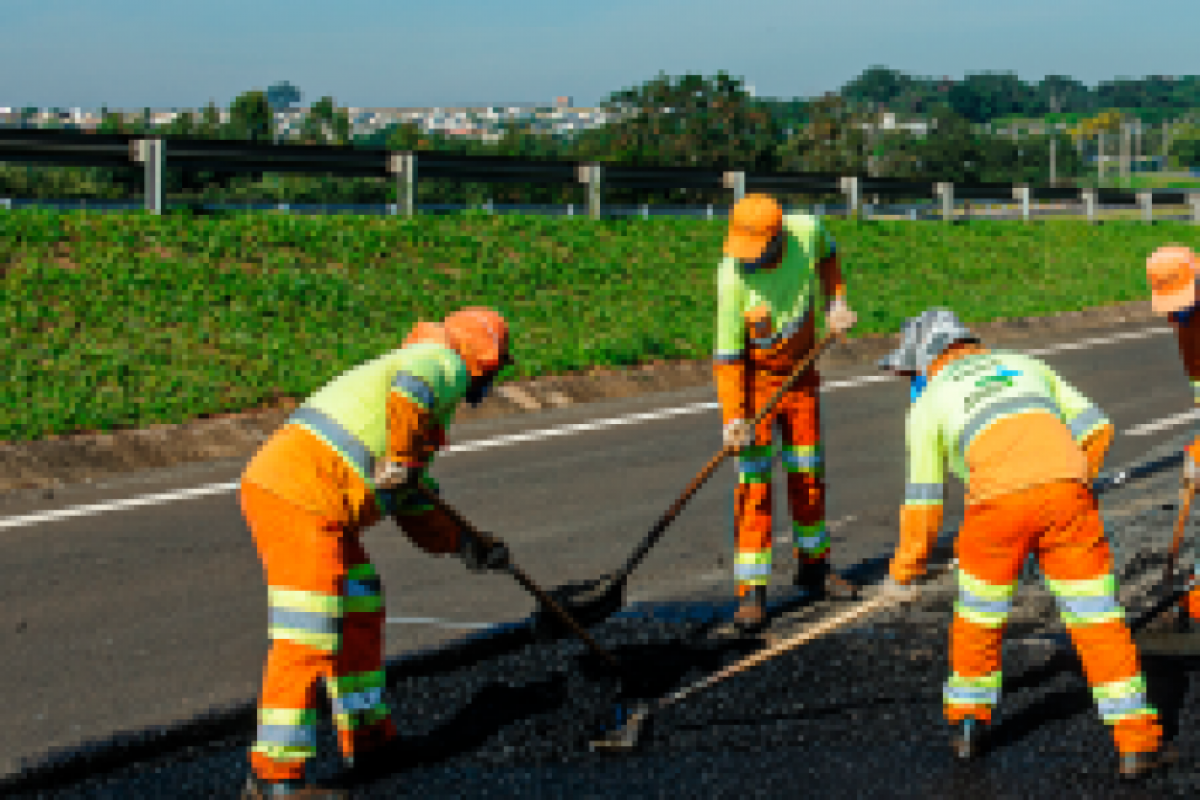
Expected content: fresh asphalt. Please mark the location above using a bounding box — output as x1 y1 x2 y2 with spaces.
0 319 1195 780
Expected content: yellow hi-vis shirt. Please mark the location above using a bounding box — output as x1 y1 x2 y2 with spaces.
905 350 1110 507
714 214 837 364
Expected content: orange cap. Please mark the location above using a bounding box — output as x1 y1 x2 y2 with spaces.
443 306 511 378
1146 245 1198 315
723 194 783 260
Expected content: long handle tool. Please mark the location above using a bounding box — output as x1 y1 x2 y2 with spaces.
536 332 843 637
1163 476 1196 595
589 563 947 753
414 487 623 673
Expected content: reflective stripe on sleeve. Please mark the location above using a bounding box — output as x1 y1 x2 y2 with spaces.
391 371 436 411
905 482 944 506
1067 405 1106 442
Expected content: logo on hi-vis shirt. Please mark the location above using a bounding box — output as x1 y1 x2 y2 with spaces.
963 366 1022 412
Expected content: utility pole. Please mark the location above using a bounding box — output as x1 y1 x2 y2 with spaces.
1049 92 1061 186
1098 130 1106 185
1121 122 1131 185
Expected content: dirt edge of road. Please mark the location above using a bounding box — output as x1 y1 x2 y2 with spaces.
0 300 1163 497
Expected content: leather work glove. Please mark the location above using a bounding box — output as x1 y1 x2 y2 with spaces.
723 418 754 453
826 298 858 336
459 531 512 573
877 575 921 605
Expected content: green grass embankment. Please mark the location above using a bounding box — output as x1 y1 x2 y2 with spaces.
3 209 1197 443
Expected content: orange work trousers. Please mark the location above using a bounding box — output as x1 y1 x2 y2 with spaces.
947 480 1161 755
241 480 397 783
733 367 825 596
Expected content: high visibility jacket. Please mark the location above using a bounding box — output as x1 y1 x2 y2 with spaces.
713 214 843 425
243 343 470 530
890 348 1113 583
905 349 1108 507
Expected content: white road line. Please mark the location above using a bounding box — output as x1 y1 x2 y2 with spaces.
0 481 241 530
1124 408 1200 437
385 616 497 630
1023 327 1170 356
0 324 1176 531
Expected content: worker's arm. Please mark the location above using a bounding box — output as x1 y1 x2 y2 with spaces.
381 373 461 555
814 221 846 311
891 403 945 584
814 221 855 335
713 256 749 426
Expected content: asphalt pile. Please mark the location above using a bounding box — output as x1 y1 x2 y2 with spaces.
8 437 1200 799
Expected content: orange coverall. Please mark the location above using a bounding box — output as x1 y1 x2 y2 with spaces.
239 387 462 783
714 237 845 597
894 344 1161 756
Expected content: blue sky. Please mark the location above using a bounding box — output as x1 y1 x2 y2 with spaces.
3 0 1198 110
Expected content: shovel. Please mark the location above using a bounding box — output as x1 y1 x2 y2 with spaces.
534 331 844 639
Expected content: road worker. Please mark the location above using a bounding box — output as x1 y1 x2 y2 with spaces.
1145 244 1200 629
716 193 859 631
876 307 1174 780
238 307 515 799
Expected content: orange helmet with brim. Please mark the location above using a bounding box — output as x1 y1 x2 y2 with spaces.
442 306 513 378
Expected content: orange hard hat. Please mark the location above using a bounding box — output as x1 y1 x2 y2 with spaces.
724 194 783 261
442 306 512 378
1146 245 1198 316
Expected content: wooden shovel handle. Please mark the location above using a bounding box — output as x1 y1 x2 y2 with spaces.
1165 478 1196 590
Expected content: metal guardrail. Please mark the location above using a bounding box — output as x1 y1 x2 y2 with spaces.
4 197 1199 224
2 128 1200 223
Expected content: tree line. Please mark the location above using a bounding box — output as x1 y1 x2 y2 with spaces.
2 70 1199 210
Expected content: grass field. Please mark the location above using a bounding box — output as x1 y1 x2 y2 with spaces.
4 209 1199 443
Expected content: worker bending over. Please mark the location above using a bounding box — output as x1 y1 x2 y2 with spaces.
876 307 1174 780
239 307 514 799
716 193 859 630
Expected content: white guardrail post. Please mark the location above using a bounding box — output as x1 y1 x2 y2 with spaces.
387 153 416 217
1013 185 1030 222
1137 191 1153 224
130 138 164 215
840 176 860 219
1191 194 1200 226
935 182 954 222
1082 189 1098 225
578 163 603 220
722 170 746 206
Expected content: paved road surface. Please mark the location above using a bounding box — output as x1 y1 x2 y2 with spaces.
0 319 1195 779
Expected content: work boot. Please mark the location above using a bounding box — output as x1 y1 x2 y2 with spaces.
949 716 988 761
241 774 347 799
1119 743 1178 780
794 559 830 601
733 586 768 632
795 559 859 601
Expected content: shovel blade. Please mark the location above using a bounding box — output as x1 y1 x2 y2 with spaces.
533 575 625 641
588 703 651 753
